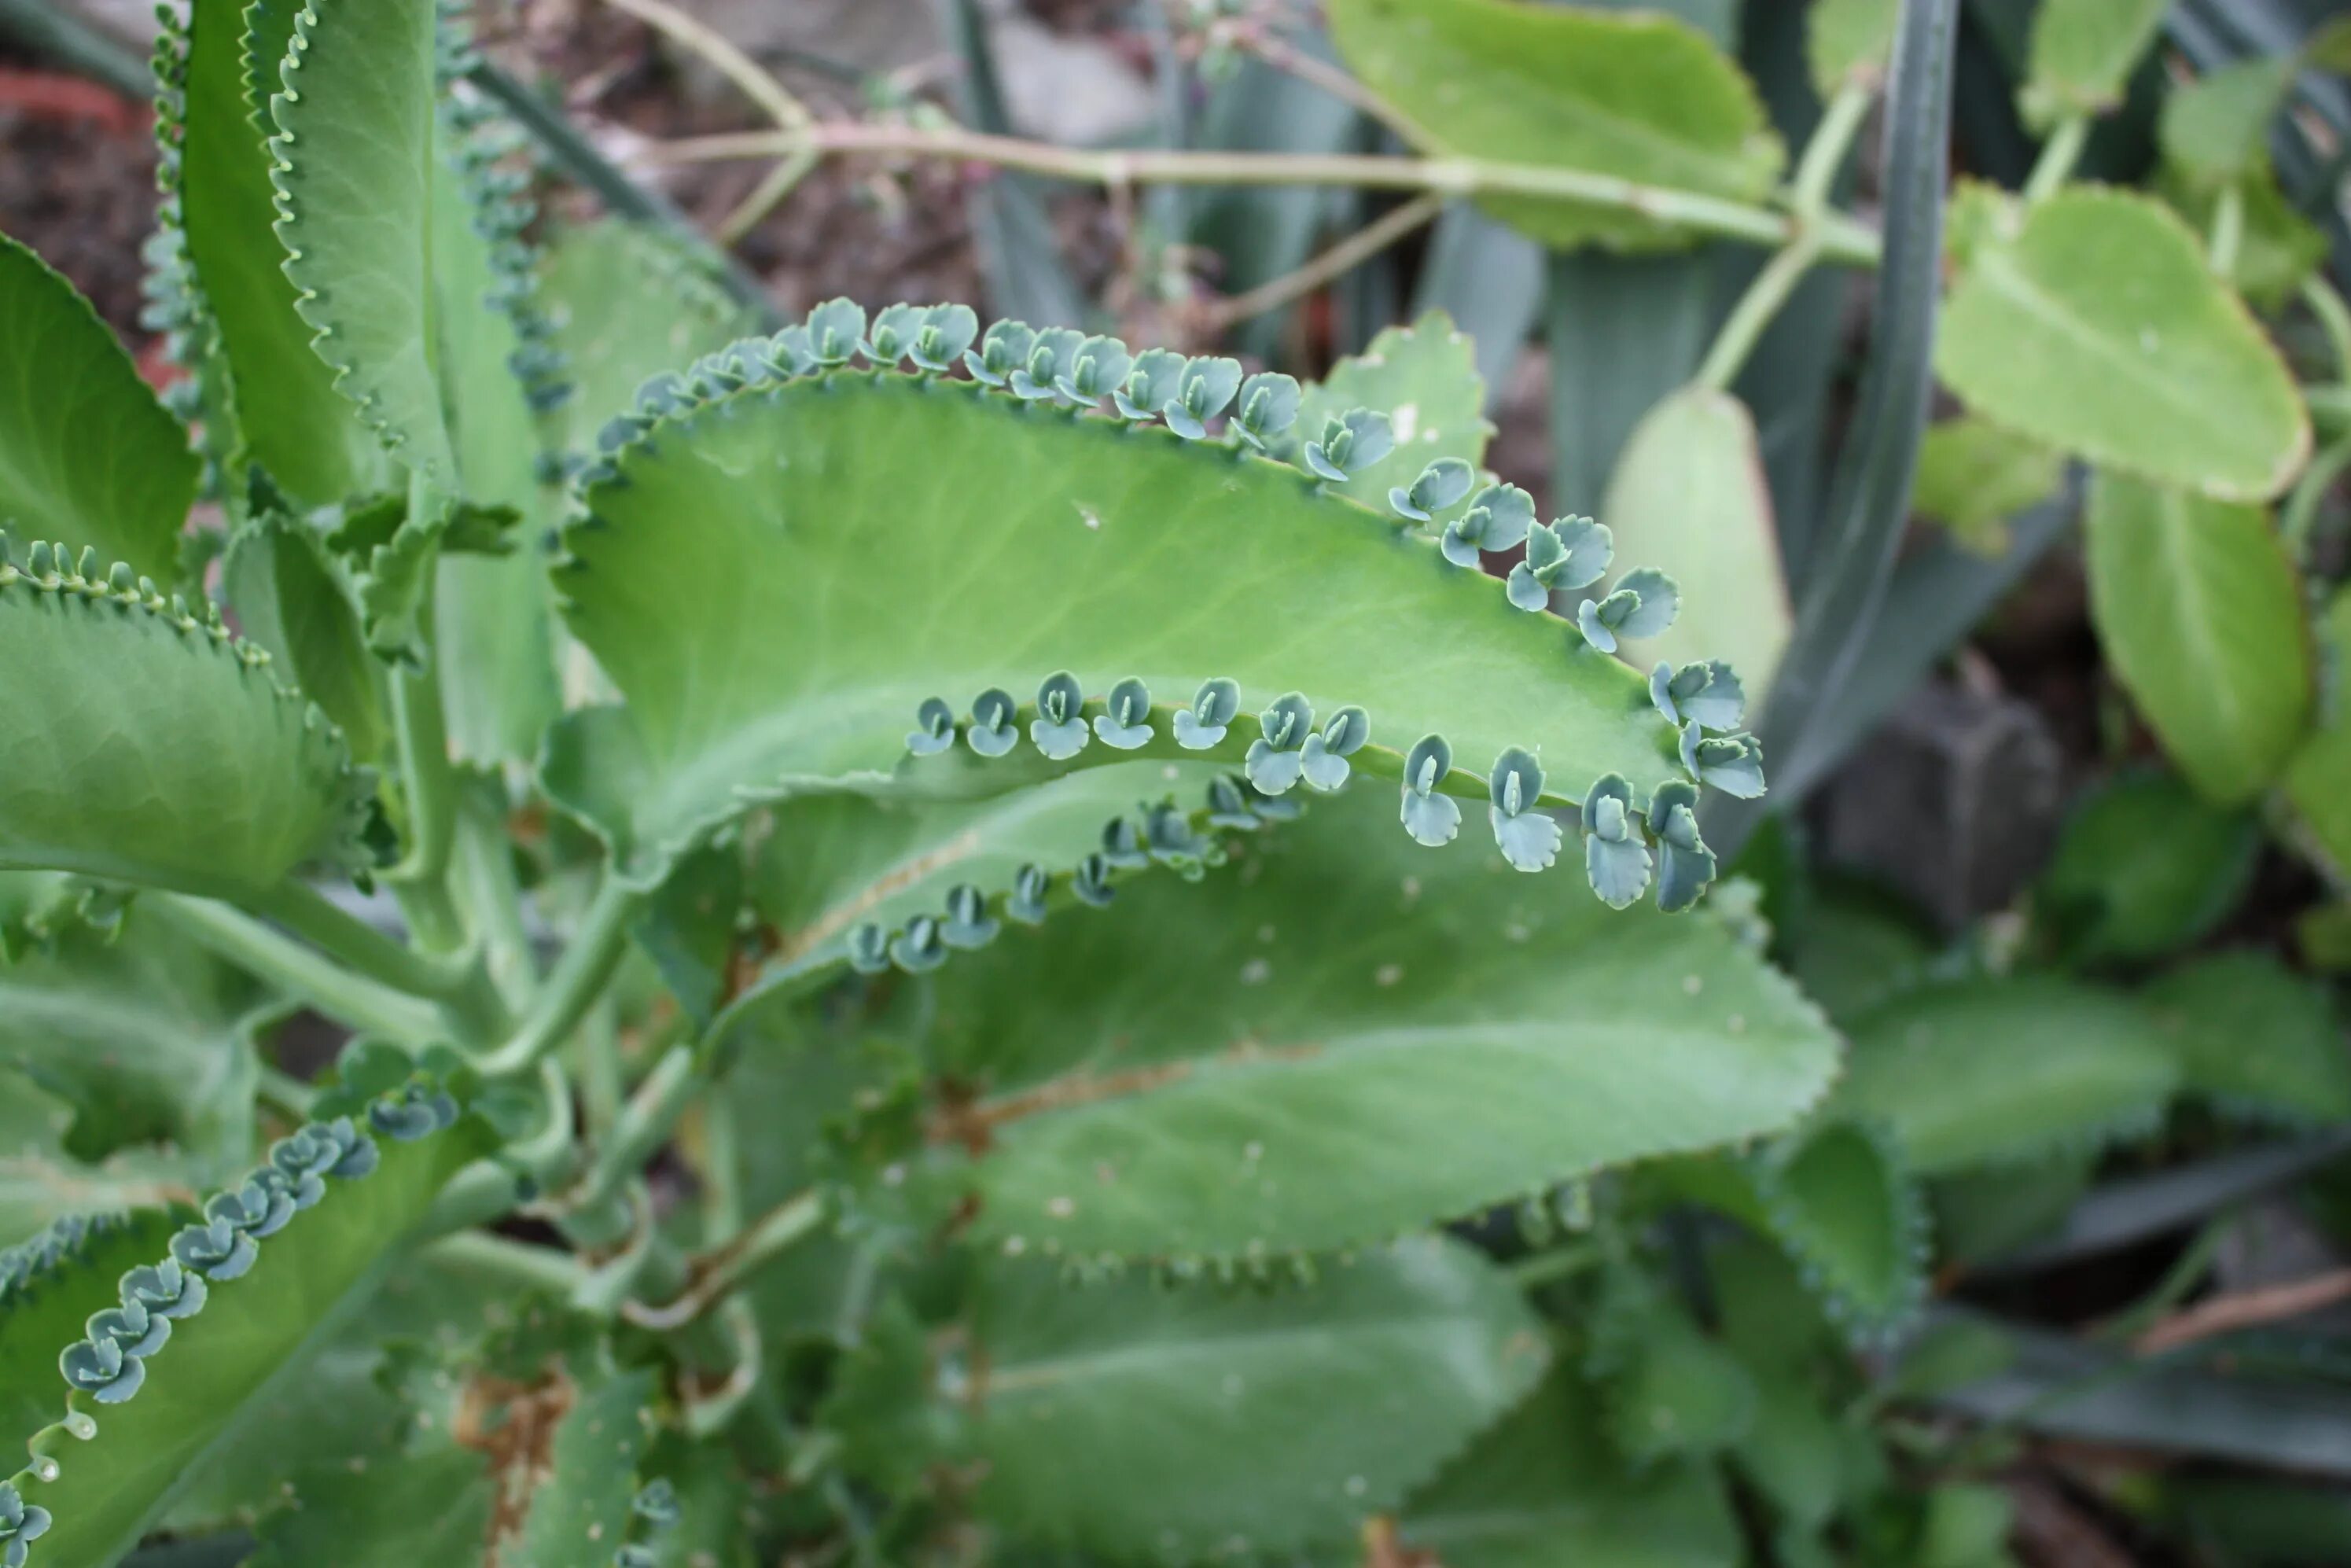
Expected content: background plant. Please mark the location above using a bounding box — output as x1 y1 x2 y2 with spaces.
0 0 2347 1565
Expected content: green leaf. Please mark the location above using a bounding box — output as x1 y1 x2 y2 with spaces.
1832 977 2177 1174
1755 1119 1926 1338
2144 951 2351 1128
1935 184 2309 502
1783 882 1936 1025
855 785 1838 1261
2159 166 2329 311
550 367 1720 890
959 1238 1545 1559
9 1111 488 1567
502 1368 661 1566
1930 1149 2097 1268
1286 311 1492 513
1591 1272 1756 1463
2288 587 2351 879
0 234 195 584
269 0 458 480
244 1446 491 1565
1391 1367 1739 1568
1601 386 1791 694
2085 471 2312 802
2 1213 186 1461
1326 0 1783 251
2037 768 2261 964
2160 57 2296 190
178 0 388 507
1808 0 1901 96
0 559 373 899
221 507 389 761
0 1089 197 1246
540 219 760 442
2018 0 2167 126
1909 416 2063 555
0 904 272 1169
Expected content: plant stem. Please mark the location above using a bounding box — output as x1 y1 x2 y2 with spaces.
646 124 1885 267
420 1061 579 1237
573 1044 702 1215
454 793 538 1010
2283 433 2351 563
256 1064 320 1120
2207 180 2244 277
2023 112 2088 202
1202 192 1444 329
2305 275 2351 381
425 1229 586 1295
1793 83 1873 220
245 880 480 1003
153 893 442 1040
476 880 642 1077
624 1188 826 1332
1233 26 1429 149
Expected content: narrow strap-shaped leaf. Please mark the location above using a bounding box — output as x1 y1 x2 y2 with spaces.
220 505 389 760
551 363 1744 890
0 235 195 583
268 0 458 479
8 1107 487 1567
0 557 374 898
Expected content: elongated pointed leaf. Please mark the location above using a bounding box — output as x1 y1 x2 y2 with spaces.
1602 386 1791 694
2085 471 2311 804
9 1113 487 1568
800 786 1838 1261
550 367 1729 889
2144 951 2351 1128
178 0 388 506
0 236 194 583
1936 185 2309 502
1326 0 1783 250
1832 977 2177 1174
955 1239 1545 1559
0 561 373 898
269 0 457 479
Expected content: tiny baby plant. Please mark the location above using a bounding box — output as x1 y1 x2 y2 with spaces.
4 0 2351 1564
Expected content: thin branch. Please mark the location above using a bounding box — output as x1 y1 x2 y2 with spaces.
1201 191 1444 329
642 123 1885 267
476 880 643 1077
1230 26 1429 149
596 0 812 131
622 1188 826 1332
2133 1268 2351 1356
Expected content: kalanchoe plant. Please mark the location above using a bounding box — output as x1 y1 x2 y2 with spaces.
6 0 2351 1564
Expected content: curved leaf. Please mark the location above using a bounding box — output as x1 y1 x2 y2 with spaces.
2036 768 2261 964
1 1213 186 1461
1832 977 2178 1174
220 506 388 761
2288 587 2351 878
1808 0 1901 96
2018 0 2167 126
1284 310 1492 513
268 0 457 479
0 236 194 584
540 219 760 443
1326 0 1783 251
940 1239 1544 1560
809 785 1839 1261
1909 416 2063 554
2085 471 2311 804
8 1110 487 1568
0 558 373 898
1754 1120 1926 1338
177 0 388 506
2144 951 2351 1128
1602 386 1791 694
1935 185 2309 502
550 363 1734 890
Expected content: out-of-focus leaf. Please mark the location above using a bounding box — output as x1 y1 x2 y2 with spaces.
1936 184 2309 502
221 509 387 763
1591 1268 1756 1463
540 219 760 442
0 1088 198 1246
2018 0 2169 126
1289 309 1492 511
1548 253 1720 510
2036 768 2262 963
1326 0 1783 251
1811 0 1903 95
1415 207 1543 401
1392 1367 1740 1568
1934 1147 2100 1268
2143 951 2351 1128
1909 417 2064 554
1784 882 1936 1024
1602 385 1792 693
933 0 1085 327
2085 471 2311 803
1759 1120 1928 1337
2159 166 2329 310
2288 587 2351 879
1832 977 2178 1174
2161 57 2296 188
2153 1475 2351 1565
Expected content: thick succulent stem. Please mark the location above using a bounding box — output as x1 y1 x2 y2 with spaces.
245 880 485 1008
476 879 644 1077
153 893 443 1042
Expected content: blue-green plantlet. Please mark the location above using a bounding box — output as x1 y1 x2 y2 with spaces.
1645 780 1716 915
907 696 957 756
1390 456 1477 523
1172 676 1243 749
1580 774 1651 907
1577 567 1681 653
1245 692 1317 794
1301 407 1395 481
1029 671 1091 759
861 301 926 366
1488 748 1564 872
1094 677 1154 749
1650 660 1745 731
1301 705 1370 792
1010 326 1087 402
1681 727 1769 798
1231 372 1303 450
1443 483 1537 567
905 302 980 373
1055 335 1133 407
804 297 866 365
1507 516 1613 611
1163 355 1245 439
964 317 1036 385
1113 346 1188 419
1400 734 1463 846
966 686 1021 757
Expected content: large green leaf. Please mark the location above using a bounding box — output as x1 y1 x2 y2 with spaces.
178 0 388 507
1832 977 2177 1174
550 361 1746 893
220 506 388 761
1601 386 1791 695
1935 185 2309 502
2018 0 2167 126
268 0 457 480
796 784 1839 1261
0 905 272 1170
1 1213 186 1462
953 1238 1544 1559
1326 0 1783 251
541 219 760 443
2036 768 2261 964
1282 311 1492 513
1909 416 2062 554
1392 1367 1739 1568
2288 587 2351 878
0 558 373 898
2143 951 2351 1128
0 235 195 583
8 1111 487 1568
2084 472 2311 804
